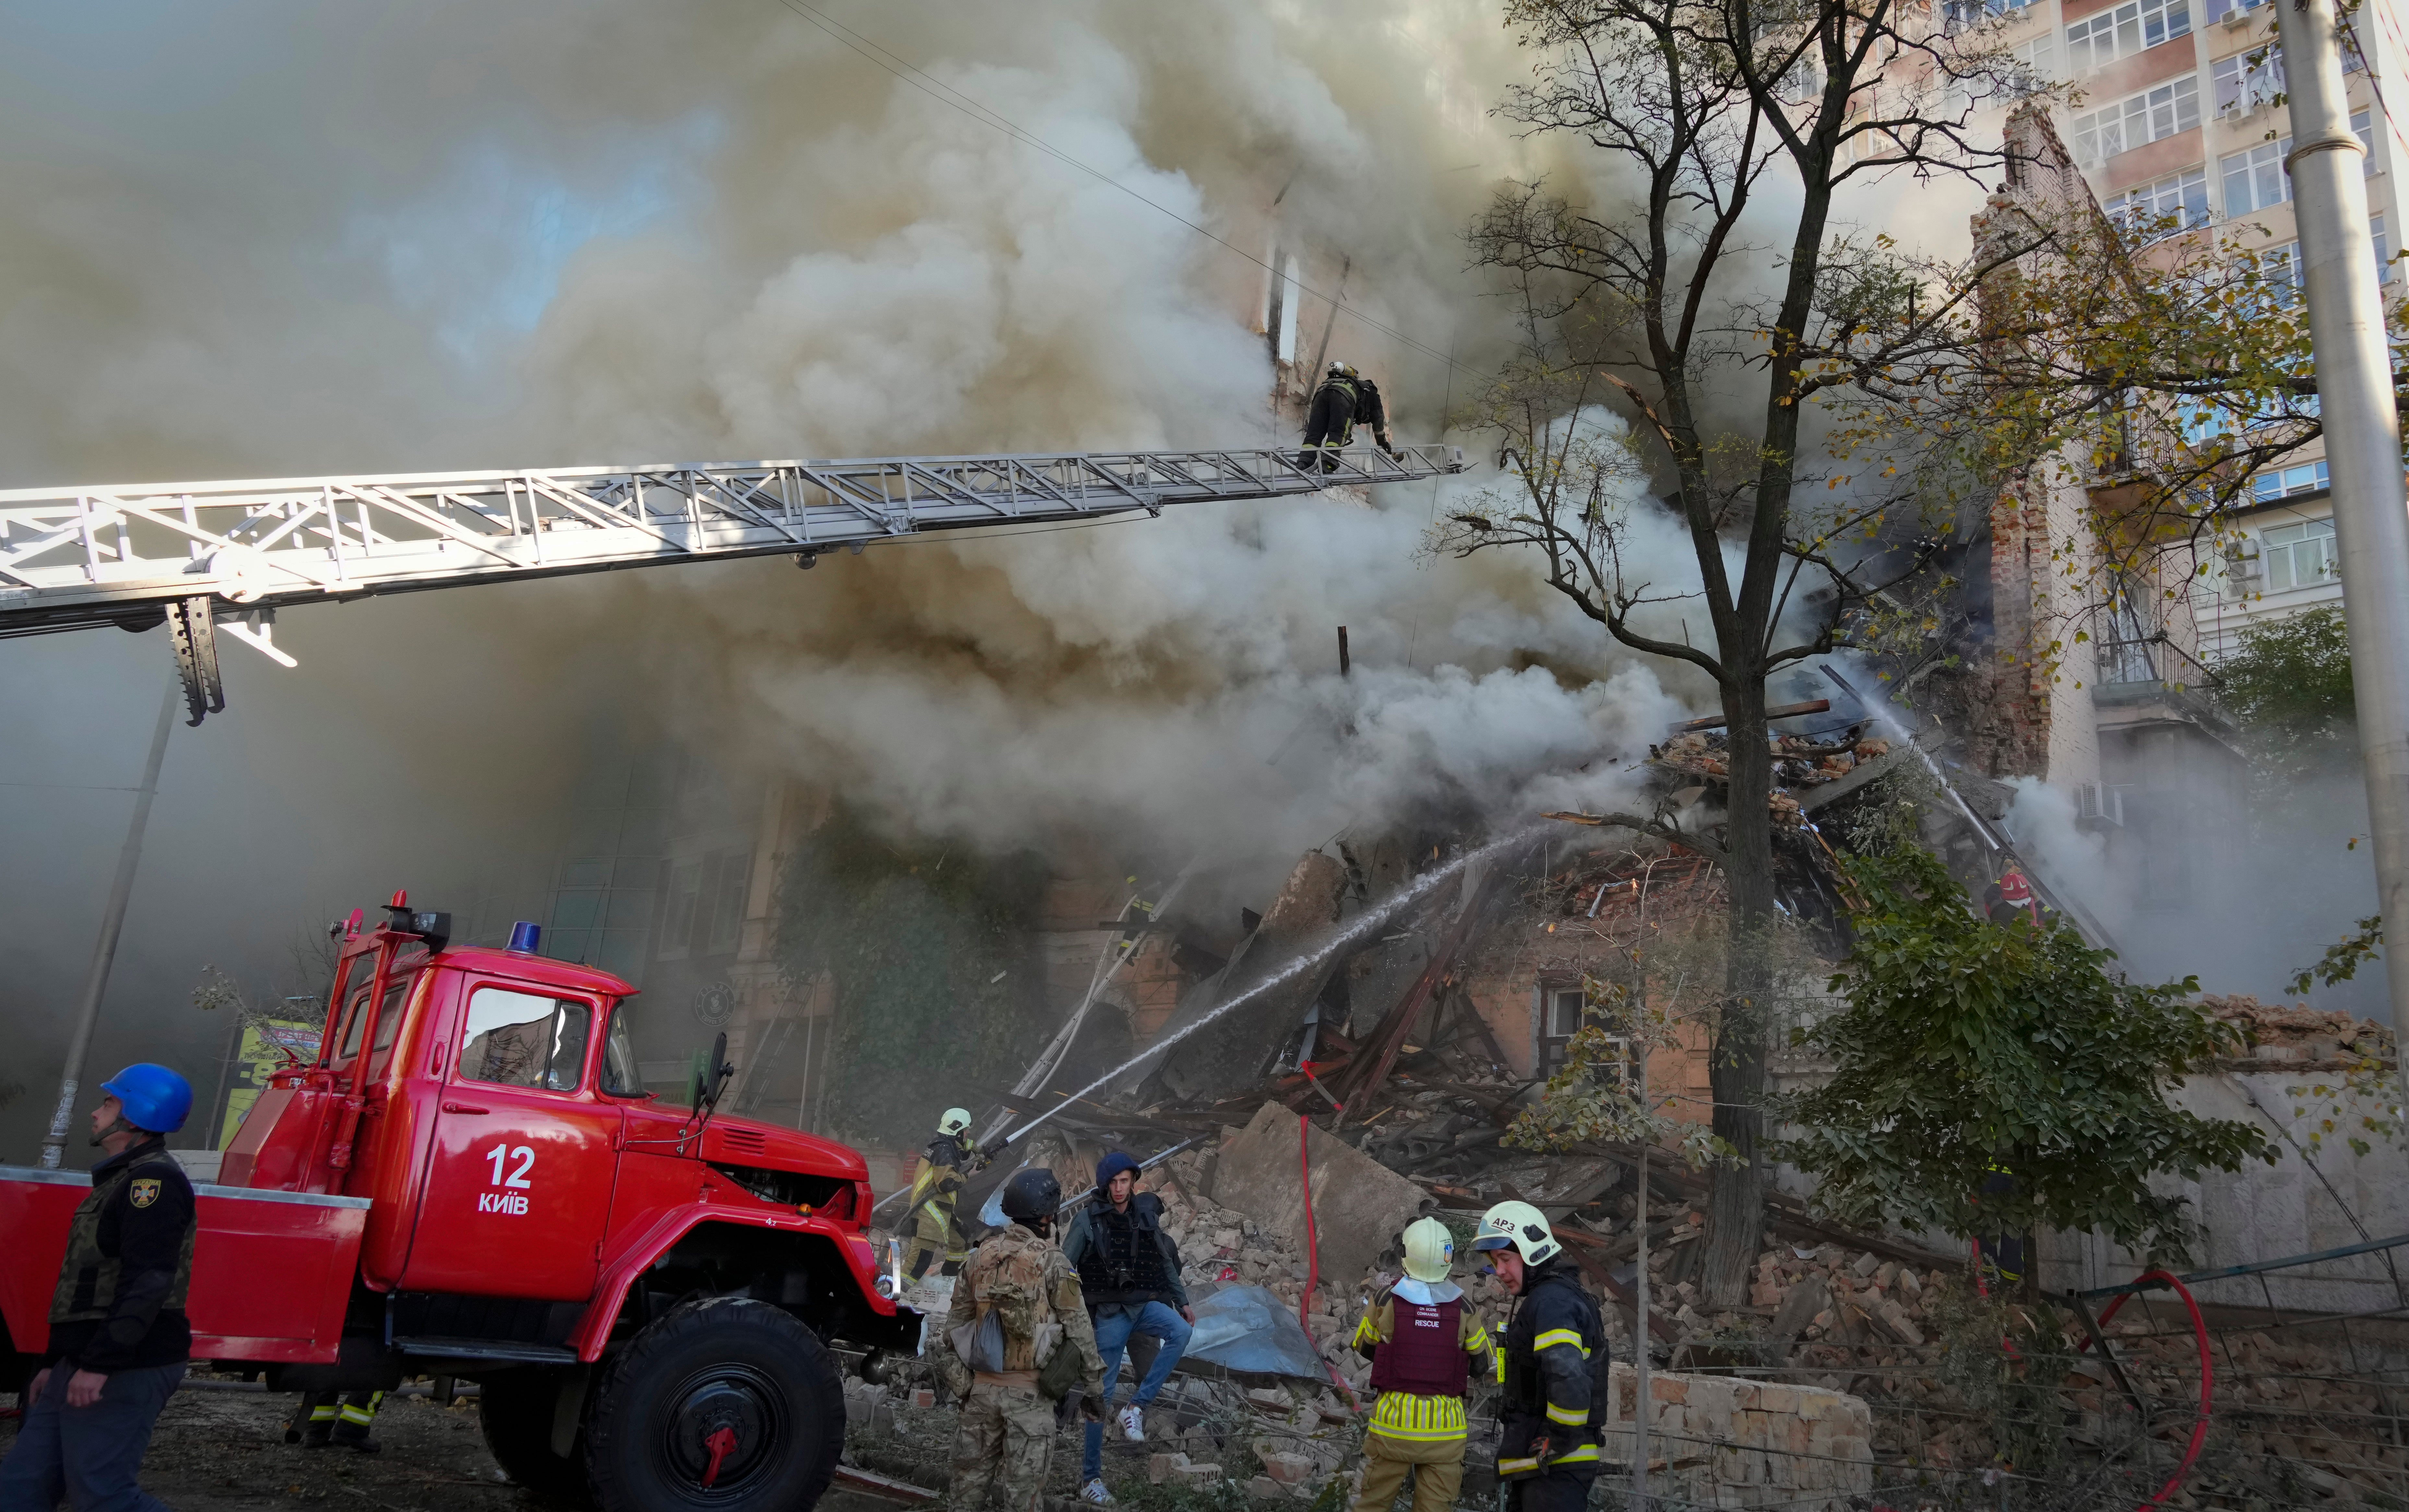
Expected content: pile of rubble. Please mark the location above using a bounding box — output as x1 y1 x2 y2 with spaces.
2201 994 2397 1070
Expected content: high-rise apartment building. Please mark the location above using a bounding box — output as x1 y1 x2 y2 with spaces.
1961 0 2400 653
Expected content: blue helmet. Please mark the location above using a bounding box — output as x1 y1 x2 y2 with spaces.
100 1064 193 1135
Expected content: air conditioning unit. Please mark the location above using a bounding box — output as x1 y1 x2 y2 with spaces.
2075 782 2125 830
2223 10 2248 27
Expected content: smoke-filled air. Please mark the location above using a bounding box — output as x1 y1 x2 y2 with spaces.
0 0 2390 1163
0 0 1717 1152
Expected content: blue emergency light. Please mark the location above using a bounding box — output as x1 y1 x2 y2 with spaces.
507 921 542 953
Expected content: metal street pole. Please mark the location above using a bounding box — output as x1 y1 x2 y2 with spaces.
2275 0 2409 1052
1632 1041 1652 1512
39 679 179 1169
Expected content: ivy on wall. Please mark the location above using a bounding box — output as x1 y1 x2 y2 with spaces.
775 805 1051 1145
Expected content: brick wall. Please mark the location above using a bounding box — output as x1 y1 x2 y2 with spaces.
1599 1364 1874 1512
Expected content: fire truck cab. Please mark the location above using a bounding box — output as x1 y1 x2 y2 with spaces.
0 896 917 1512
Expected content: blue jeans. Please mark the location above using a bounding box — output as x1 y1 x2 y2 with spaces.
1080 1301 1192 1483
0 1361 183 1512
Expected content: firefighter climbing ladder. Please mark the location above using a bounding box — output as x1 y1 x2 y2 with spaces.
0 444 1463 722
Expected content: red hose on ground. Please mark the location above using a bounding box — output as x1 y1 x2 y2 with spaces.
1298 1113 1362 1412
2077 1269 2213 1512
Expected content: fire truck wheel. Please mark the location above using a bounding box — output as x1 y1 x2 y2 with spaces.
480 1371 597 1507
584 1296 844 1512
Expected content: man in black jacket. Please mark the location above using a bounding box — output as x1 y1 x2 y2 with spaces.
1297 362 1396 472
1471 1200 1612 1512
0 1064 199 1512
1059 1152 1193 1504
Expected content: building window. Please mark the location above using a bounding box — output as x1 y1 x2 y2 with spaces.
1945 0 2036 27
2221 139 2289 216
2214 50 2285 117
2221 113 2373 219
2257 515 2337 590
2253 460 2330 503
2259 238 2303 304
2203 0 2268 19
1539 986 1584 1072
2108 168 2210 237
2012 32 2058 78
1534 984 1631 1082
659 859 703 961
2067 0 2192 71
2073 76 2201 165
702 850 751 956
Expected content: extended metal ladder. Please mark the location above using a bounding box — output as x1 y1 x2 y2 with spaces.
0 444 1463 722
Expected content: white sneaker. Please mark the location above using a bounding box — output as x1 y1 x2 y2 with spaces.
1117 1405 1145 1442
1081 1479 1115 1505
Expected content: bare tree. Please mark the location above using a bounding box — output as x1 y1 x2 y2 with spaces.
1435 0 2038 1305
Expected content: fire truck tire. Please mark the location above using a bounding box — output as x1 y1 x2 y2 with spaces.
584 1296 844 1512
480 1371 596 1507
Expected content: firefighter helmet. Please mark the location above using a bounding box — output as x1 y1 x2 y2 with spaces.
1470 1199 1559 1268
999 1167 1061 1224
937 1107 973 1137
1401 1216 1456 1283
100 1064 193 1135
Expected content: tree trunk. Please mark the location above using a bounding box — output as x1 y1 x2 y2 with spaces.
1702 668 1776 1309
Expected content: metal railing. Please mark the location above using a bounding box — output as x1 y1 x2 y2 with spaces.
2097 630 2220 688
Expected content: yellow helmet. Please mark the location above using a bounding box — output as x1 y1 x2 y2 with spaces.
1401 1217 1456 1283
937 1108 973 1137
1471 1199 1559 1268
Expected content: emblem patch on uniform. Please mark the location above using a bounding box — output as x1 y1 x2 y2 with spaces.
129 1178 161 1209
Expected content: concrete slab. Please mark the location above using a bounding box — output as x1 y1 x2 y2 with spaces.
1210 1101 1436 1287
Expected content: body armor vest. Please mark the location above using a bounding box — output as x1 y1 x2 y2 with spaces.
50 1151 195 1325
1370 1293 1469 1398
1076 1198 1176 1304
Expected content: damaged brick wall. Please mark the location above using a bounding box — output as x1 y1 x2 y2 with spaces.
1600 1364 1874 1512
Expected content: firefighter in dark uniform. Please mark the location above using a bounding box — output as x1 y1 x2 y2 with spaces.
284 1388 385 1452
0 1064 199 1512
1297 362 1397 472
1470 1200 1611 1512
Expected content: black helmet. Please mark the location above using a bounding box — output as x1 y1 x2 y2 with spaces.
999 1167 1061 1225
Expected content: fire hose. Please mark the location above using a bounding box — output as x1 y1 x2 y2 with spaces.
1885 1252 2209 1512
2074 1269 2213 1512
1298 1113 1363 1413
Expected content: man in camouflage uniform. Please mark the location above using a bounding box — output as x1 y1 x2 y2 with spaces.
940 1168 1106 1512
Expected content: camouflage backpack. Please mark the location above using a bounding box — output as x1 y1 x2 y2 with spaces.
951 1231 1065 1378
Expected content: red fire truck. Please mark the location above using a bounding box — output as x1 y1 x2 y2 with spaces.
0 896 918 1510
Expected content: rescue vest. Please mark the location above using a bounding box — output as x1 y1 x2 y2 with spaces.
50 1149 195 1326
1369 1292 1470 1399
1076 1197 1177 1304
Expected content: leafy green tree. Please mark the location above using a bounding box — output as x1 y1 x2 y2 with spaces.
1786 846 2272 1263
2218 605 2357 783
775 805 1050 1143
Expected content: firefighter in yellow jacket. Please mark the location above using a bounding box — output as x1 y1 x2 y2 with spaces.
904 1108 980 1280
1346 1218 1494 1512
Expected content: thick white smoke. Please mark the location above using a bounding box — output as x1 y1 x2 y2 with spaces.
0 0 1751 1154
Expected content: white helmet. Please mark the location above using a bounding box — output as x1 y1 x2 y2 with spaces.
1401 1217 1456 1283
1471 1200 1559 1268
937 1107 973 1137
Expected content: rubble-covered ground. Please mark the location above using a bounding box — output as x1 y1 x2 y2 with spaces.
0 1383 847 1512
